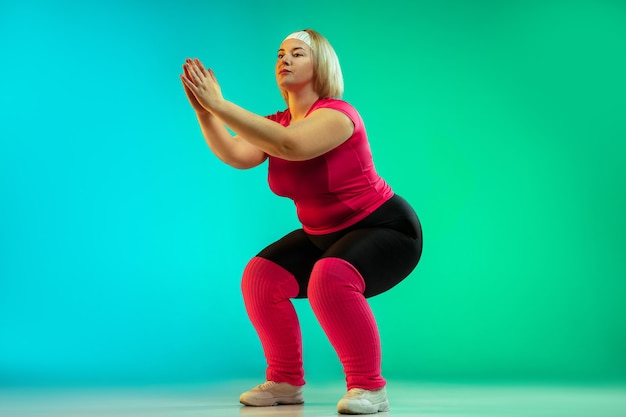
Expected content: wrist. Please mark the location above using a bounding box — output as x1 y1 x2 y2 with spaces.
196 107 212 116
196 109 213 121
207 97 228 115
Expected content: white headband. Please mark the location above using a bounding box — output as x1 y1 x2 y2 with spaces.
283 31 312 48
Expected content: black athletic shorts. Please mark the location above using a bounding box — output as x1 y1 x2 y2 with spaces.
257 194 422 298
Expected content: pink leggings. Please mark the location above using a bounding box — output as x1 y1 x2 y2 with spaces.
241 256 385 390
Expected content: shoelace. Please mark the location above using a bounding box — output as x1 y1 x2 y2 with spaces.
257 381 277 390
344 388 367 398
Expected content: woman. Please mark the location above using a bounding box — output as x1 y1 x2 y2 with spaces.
180 29 422 415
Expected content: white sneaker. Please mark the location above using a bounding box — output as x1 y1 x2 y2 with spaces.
239 381 304 407
337 387 390 414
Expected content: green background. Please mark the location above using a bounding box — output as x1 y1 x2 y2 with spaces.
1 0 625 387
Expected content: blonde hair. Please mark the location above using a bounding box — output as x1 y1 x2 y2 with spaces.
280 29 344 103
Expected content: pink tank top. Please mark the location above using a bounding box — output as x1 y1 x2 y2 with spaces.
266 98 393 235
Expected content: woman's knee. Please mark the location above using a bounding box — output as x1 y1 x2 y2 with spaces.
308 257 366 301
241 256 300 303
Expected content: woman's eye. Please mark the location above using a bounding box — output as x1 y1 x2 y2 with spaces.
294 53 302 57
277 54 284 59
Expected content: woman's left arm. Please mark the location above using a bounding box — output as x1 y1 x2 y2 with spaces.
182 58 354 161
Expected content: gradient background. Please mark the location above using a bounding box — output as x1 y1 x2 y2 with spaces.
1 0 625 388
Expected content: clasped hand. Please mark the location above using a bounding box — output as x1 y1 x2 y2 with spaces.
180 58 223 113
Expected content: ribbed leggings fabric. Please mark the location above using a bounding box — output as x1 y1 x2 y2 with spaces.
241 195 422 390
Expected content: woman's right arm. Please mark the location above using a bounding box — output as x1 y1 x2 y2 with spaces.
195 110 268 169
182 63 267 169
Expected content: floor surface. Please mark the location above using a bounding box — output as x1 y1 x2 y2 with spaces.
1 380 625 417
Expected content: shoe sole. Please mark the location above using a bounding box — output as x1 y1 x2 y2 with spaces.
338 400 390 414
240 397 304 407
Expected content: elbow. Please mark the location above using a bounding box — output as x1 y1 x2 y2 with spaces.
272 143 295 160
222 153 268 170
272 147 315 162
230 160 260 170
271 136 308 161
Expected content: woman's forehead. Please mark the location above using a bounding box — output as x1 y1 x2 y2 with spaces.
278 38 310 51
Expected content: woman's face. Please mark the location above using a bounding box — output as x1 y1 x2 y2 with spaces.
276 38 314 93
